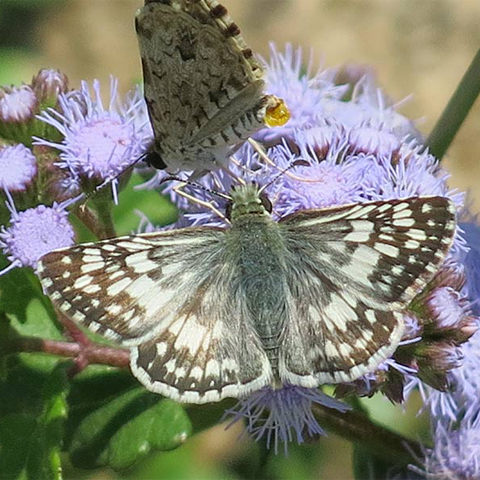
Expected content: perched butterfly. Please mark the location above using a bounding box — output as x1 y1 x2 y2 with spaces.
38 185 456 403
136 0 289 174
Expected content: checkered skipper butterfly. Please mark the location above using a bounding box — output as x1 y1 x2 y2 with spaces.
136 0 289 174
38 185 456 403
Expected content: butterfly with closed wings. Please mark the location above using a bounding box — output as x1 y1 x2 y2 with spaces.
136 0 289 175
37 183 456 403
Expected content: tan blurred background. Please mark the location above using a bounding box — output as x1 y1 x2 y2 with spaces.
16 0 480 216
3 1 480 478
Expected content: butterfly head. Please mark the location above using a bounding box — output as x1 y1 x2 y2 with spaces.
226 184 273 221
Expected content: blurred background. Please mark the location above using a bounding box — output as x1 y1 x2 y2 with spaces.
1 1 479 478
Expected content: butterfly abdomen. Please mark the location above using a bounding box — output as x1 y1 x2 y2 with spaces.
227 216 289 374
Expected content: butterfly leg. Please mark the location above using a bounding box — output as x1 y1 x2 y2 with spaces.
173 183 230 224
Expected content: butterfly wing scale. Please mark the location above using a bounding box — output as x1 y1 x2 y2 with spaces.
38 228 272 403
279 196 457 385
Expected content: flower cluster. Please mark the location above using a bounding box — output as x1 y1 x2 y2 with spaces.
0 69 151 273
0 45 479 471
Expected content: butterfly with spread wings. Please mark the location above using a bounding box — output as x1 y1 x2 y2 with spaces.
38 184 456 403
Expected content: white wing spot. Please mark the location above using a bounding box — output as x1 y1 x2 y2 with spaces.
422 203 433 214
324 295 356 332
84 284 102 294
73 275 93 289
107 277 132 296
205 359 221 378
156 342 167 356
174 320 208 354
106 304 123 316
365 309 376 324
391 265 404 276
405 239 421 250
392 218 416 227
81 262 105 273
83 248 102 256
101 244 118 252
374 243 400 258
125 252 158 274
407 229 427 241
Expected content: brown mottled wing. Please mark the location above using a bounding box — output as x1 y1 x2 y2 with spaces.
38 228 272 403
136 0 271 171
278 196 456 386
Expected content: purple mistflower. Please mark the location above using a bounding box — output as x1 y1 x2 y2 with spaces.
224 384 349 454
0 201 74 275
256 44 348 144
323 73 422 143
35 77 149 202
461 221 480 316
31 69 69 104
420 417 480 479
0 144 37 192
0 84 38 123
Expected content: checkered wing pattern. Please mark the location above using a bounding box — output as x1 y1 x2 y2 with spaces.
38 228 272 404
278 196 457 385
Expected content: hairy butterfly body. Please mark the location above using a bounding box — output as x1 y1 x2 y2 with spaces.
136 0 289 174
38 185 456 403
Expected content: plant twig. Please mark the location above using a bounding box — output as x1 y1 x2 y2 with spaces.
427 47 480 161
5 336 129 368
312 403 425 465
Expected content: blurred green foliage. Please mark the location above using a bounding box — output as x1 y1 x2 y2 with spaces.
0 0 65 85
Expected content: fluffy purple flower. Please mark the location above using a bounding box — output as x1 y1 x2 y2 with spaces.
0 84 38 124
420 418 480 479
461 221 480 316
35 78 150 202
0 144 37 192
224 384 349 454
0 202 75 274
256 44 347 143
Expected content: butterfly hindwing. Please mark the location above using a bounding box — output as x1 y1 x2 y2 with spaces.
38 228 273 403
278 196 456 384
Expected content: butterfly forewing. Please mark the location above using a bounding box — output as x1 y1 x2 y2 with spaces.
38 228 273 403
278 196 456 385
136 0 278 172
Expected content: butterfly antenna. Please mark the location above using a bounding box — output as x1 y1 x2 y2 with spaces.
258 159 310 194
159 175 231 201
99 152 149 196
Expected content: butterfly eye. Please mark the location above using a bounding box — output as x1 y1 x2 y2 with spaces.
144 150 167 169
260 193 273 213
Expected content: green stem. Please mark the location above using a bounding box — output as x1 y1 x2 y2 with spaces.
427 48 480 161
312 403 425 465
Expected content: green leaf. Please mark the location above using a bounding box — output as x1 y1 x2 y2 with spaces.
0 413 36 480
70 388 191 470
27 366 70 480
0 366 70 480
0 268 63 373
